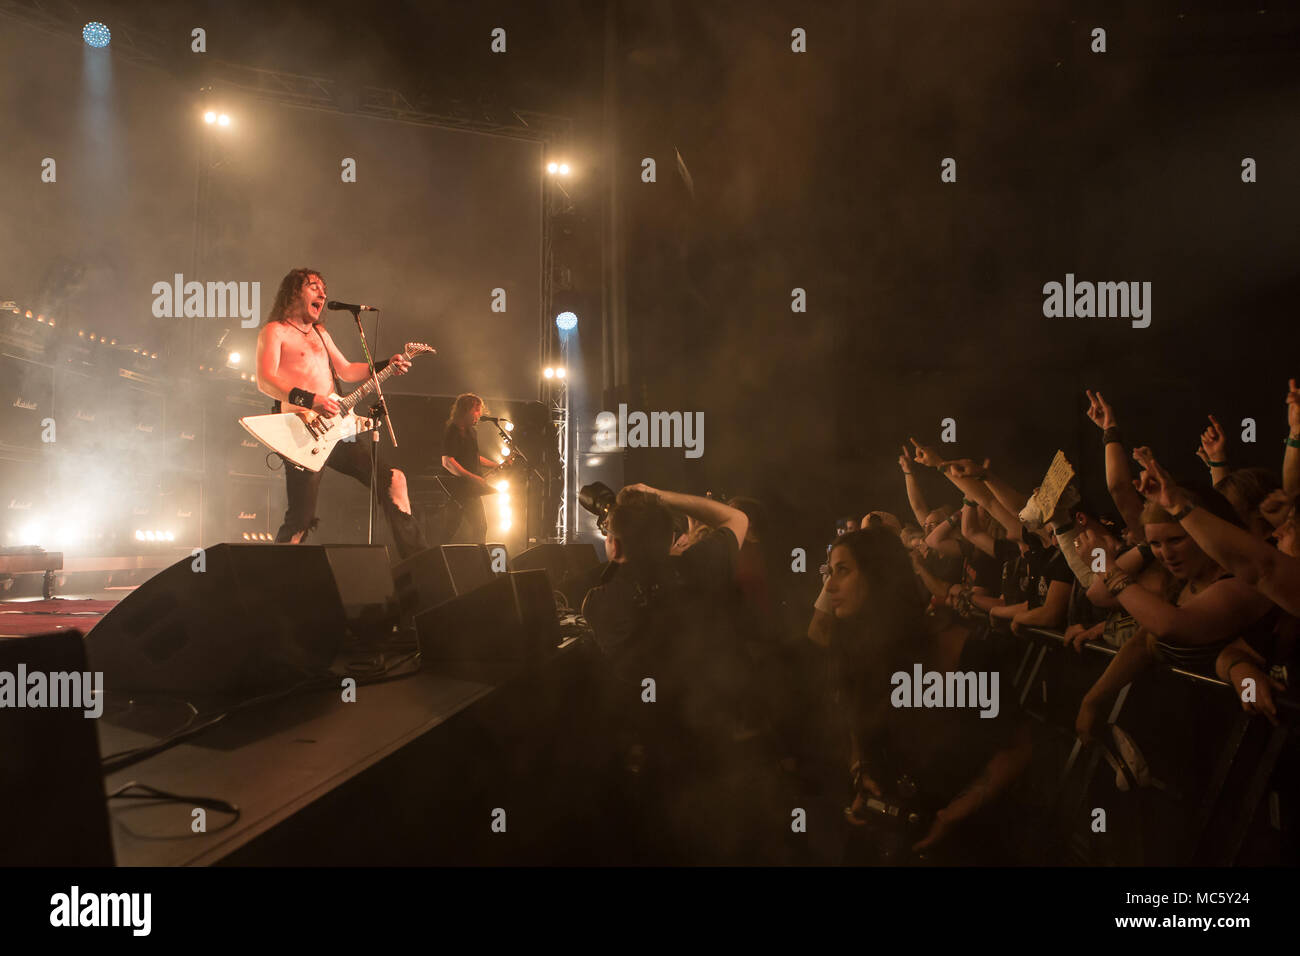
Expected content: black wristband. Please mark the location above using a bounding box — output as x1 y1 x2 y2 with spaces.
1102 426 1122 445
373 358 390 374
288 388 316 409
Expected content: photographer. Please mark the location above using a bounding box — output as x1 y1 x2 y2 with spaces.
581 484 756 860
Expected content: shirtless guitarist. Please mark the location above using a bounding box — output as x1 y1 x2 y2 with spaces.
255 267 427 559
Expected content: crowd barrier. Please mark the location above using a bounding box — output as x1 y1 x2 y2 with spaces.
983 621 1295 865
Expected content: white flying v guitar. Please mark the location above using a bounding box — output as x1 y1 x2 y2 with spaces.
239 342 435 471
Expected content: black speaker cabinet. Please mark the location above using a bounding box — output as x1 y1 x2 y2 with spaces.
415 570 558 665
323 544 397 639
86 544 348 701
0 630 116 866
392 546 456 621
440 544 493 594
512 543 603 610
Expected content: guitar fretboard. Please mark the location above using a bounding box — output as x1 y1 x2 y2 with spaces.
339 355 408 413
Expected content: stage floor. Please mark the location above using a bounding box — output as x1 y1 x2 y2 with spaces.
0 596 120 638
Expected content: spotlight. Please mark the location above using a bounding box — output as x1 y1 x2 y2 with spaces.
165 531 175 542
556 311 577 331
558 163 571 175
228 351 240 365
144 530 156 541
543 367 554 379
242 532 250 541
503 421 514 432
546 162 558 174
83 22 111 48
500 445 510 457
204 111 217 124
556 367 567 379
217 114 231 127
495 481 509 492
135 530 144 541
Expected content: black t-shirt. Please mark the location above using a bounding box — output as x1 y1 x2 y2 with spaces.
959 538 1003 592
442 422 480 476
1025 536 1072 610
582 528 744 739
994 538 1026 604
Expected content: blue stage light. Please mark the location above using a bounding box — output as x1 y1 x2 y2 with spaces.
83 22 111 48
556 311 577 331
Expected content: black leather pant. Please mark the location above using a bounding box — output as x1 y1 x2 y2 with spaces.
274 437 427 559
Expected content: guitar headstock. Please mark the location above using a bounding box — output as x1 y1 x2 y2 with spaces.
402 342 436 359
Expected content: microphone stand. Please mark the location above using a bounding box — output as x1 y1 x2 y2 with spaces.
349 308 396 547
489 420 542 547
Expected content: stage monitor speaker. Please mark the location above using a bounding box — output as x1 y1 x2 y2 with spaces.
0 630 116 865
323 544 397 639
441 544 493 595
512 543 603 609
86 544 347 702
415 570 559 664
392 546 456 621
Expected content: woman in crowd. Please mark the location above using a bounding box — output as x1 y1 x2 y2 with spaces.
822 528 1031 863
1074 467 1277 742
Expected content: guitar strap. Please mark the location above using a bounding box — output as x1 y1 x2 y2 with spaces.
314 325 344 397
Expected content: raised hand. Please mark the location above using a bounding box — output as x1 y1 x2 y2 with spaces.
1085 389 1116 430
942 457 986 479
1287 378 1300 437
909 437 944 469
1074 526 1118 573
1199 415 1227 464
898 444 912 475
1131 446 1186 512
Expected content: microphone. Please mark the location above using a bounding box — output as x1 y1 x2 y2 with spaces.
326 300 380 313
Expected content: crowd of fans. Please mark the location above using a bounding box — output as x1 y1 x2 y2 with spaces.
574 380 1300 864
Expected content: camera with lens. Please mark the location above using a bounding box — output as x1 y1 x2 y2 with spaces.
579 482 617 535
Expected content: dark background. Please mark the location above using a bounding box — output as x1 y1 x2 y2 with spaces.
2 0 1297 569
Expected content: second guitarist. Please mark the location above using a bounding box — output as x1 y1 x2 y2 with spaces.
255 267 427 559
439 393 499 544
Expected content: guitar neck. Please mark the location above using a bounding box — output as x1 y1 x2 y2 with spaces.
339 358 404 413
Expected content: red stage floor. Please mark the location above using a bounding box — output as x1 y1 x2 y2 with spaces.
0 598 119 638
